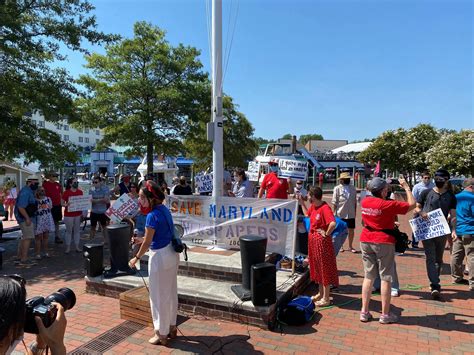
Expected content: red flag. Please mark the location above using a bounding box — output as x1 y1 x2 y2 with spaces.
374 161 381 176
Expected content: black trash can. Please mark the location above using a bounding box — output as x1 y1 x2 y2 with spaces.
83 243 104 277
231 235 267 301
104 223 135 278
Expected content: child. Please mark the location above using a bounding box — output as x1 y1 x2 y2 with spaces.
34 187 55 259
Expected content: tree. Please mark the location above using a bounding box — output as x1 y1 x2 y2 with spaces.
357 128 408 173
184 95 258 171
401 124 440 175
426 130 474 176
281 133 293 140
299 133 324 146
0 0 115 166
75 22 208 174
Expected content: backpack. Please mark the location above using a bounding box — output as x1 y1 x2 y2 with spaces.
278 296 315 325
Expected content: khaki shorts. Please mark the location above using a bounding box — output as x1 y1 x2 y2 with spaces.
360 242 395 282
20 222 35 240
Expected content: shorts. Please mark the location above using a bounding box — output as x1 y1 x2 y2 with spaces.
342 218 355 229
90 212 109 227
20 222 35 240
360 242 395 282
51 205 63 222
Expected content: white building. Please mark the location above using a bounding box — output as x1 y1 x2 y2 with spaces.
28 111 103 149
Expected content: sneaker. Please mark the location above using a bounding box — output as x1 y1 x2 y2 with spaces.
379 313 398 324
76 247 82 253
431 289 440 300
43 253 51 258
453 279 469 285
360 311 373 322
464 269 469 276
65 247 70 254
35 255 42 260
391 289 400 297
17 260 37 267
55 238 63 244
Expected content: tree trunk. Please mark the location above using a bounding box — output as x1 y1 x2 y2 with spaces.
147 141 153 175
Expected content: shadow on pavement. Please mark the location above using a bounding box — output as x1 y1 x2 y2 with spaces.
169 334 264 354
398 312 474 334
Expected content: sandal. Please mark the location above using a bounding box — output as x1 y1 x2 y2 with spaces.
311 294 322 303
149 331 168 346
350 248 357 253
315 299 331 307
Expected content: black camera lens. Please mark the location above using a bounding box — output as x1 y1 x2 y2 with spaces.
44 287 76 311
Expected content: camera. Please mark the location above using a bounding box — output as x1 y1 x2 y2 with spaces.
24 287 76 334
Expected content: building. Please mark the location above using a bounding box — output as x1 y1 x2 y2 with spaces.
28 111 103 150
305 140 348 154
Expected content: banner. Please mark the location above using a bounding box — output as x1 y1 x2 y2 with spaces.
68 195 92 212
409 208 451 241
105 193 139 223
246 162 260 182
278 159 308 180
167 196 298 257
195 173 213 193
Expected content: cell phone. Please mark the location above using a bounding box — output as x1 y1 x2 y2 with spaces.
399 174 405 180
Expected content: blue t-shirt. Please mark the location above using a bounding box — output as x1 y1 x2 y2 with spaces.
14 186 36 223
332 217 348 238
455 190 474 235
145 205 174 250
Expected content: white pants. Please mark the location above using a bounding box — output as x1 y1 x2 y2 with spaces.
148 244 179 335
64 216 81 248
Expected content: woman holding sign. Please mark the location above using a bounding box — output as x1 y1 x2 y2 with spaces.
128 181 179 346
62 178 84 254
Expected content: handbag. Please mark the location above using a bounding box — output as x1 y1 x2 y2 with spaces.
157 207 188 261
365 225 410 253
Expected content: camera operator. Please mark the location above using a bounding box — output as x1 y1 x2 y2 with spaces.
0 275 67 355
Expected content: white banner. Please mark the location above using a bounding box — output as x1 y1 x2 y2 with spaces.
68 195 92 212
246 161 260 182
409 208 451 241
105 193 138 224
167 196 298 257
195 173 213 193
278 159 308 180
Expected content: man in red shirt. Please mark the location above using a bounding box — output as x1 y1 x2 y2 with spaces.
42 171 63 244
257 161 290 199
359 176 415 324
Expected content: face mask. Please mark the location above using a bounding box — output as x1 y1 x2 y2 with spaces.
5 336 23 355
296 184 303 190
30 182 39 191
72 182 79 189
139 199 152 215
269 166 278 173
435 181 445 188
342 179 351 185
234 176 241 182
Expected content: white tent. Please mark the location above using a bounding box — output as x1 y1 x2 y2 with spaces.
330 142 372 153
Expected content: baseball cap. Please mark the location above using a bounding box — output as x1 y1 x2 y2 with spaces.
367 177 387 193
434 169 450 180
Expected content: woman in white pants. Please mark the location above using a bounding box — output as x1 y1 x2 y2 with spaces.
62 178 84 253
129 180 179 346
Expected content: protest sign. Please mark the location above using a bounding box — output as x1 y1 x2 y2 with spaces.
68 195 92 212
195 173 213 193
167 195 298 257
409 208 451 242
278 159 308 180
105 193 138 224
246 161 260 182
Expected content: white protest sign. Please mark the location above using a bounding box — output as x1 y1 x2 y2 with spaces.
278 159 308 180
246 161 260 182
105 193 138 224
167 195 298 257
68 195 92 212
409 208 451 242
195 173 213 193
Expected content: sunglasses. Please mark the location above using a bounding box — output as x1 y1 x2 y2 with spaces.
4 274 26 287
93 181 100 184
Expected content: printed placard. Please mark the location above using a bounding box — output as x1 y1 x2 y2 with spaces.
68 195 92 212
409 208 451 241
195 173 213 193
105 193 138 224
167 195 298 257
278 159 308 180
246 161 260 182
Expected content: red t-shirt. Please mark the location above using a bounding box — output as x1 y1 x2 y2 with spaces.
43 180 62 206
260 172 288 199
307 202 335 233
62 189 83 217
360 197 410 244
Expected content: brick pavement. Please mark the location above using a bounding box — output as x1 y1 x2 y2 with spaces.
1 196 473 354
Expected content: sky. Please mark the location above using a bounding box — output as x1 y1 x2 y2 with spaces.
64 0 473 141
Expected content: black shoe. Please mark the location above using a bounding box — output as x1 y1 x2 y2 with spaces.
453 279 469 285
55 238 63 244
431 289 440 300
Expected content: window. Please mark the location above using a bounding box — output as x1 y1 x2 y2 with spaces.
56 123 62 130
78 137 83 143
96 129 100 135
38 121 45 127
64 135 69 141
84 128 89 133
85 137 89 143
64 125 69 131
32 120 37 126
